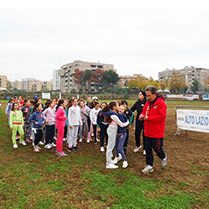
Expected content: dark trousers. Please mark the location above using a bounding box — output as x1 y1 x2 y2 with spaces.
135 120 145 149
100 123 108 147
64 125 68 138
34 129 43 146
45 124 55 145
145 136 166 166
116 133 127 161
123 129 129 148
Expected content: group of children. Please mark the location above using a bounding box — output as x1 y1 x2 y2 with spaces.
6 96 140 169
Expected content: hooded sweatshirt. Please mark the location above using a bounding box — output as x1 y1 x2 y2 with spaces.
29 110 45 129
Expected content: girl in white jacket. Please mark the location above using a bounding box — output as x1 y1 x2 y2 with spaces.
67 99 82 152
87 102 101 144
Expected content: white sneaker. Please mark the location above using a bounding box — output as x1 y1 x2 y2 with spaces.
20 141 26 146
122 161 128 168
161 155 167 169
51 143 56 147
113 153 122 164
106 163 118 169
87 139 90 143
79 138 82 143
96 138 100 142
100 147 105 152
45 144 52 149
34 146 40 152
143 150 146 155
39 141 44 145
142 165 154 174
13 144 18 148
63 138 67 142
134 145 142 153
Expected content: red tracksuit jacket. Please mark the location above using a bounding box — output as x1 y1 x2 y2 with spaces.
141 95 167 138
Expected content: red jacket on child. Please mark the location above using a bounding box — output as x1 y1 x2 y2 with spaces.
140 95 167 138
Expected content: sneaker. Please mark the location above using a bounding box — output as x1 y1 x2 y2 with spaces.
161 155 167 169
56 151 67 157
106 163 118 169
34 146 40 153
67 147 73 152
143 150 146 155
134 145 142 153
87 139 90 143
79 138 82 143
13 144 18 148
37 145 41 150
73 147 80 151
20 141 26 146
122 161 128 168
51 143 56 148
100 147 105 152
142 165 154 174
39 141 44 145
63 138 67 142
96 138 100 142
113 153 122 164
45 144 52 149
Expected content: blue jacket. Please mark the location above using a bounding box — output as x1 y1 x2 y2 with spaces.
29 110 45 129
102 111 127 134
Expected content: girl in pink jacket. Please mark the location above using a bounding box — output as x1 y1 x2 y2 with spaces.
55 99 68 157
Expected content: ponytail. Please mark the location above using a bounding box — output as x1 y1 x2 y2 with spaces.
56 99 64 112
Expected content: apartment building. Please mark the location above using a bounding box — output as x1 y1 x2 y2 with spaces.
0 75 7 89
59 60 115 93
9 78 52 92
158 66 209 91
118 74 141 86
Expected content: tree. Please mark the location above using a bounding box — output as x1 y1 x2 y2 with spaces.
83 70 93 93
103 70 120 85
160 78 169 91
73 69 85 93
169 72 187 93
127 75 159 90
191 78 199 93
204 76 209 87
90 69 104 83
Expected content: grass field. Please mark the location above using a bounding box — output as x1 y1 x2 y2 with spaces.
0 100 208 209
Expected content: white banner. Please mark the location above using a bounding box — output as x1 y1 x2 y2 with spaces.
203 95 209 101
176 109 209 133
42 92 51 99
167 94 184 99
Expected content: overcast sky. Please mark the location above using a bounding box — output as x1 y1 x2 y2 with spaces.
1 1 209 82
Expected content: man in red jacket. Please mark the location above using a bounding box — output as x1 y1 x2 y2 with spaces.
139 86 167 174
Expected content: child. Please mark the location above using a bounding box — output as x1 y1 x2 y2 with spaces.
10 102 26 148
102 102 129 169
79 100 90 142
43 99 56 149
29 103 45 152
67 98 82 152
97 102 108 152
112 105 129 168
87 102 101 144
22 99 32 142
121 100 134 154
5 98 14 125
55 99 68 156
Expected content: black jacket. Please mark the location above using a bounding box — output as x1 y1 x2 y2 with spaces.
130 98 147 120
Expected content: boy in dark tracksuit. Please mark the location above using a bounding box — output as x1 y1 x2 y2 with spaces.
97 109 109 151
121 100 134 154
131 91 147 153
